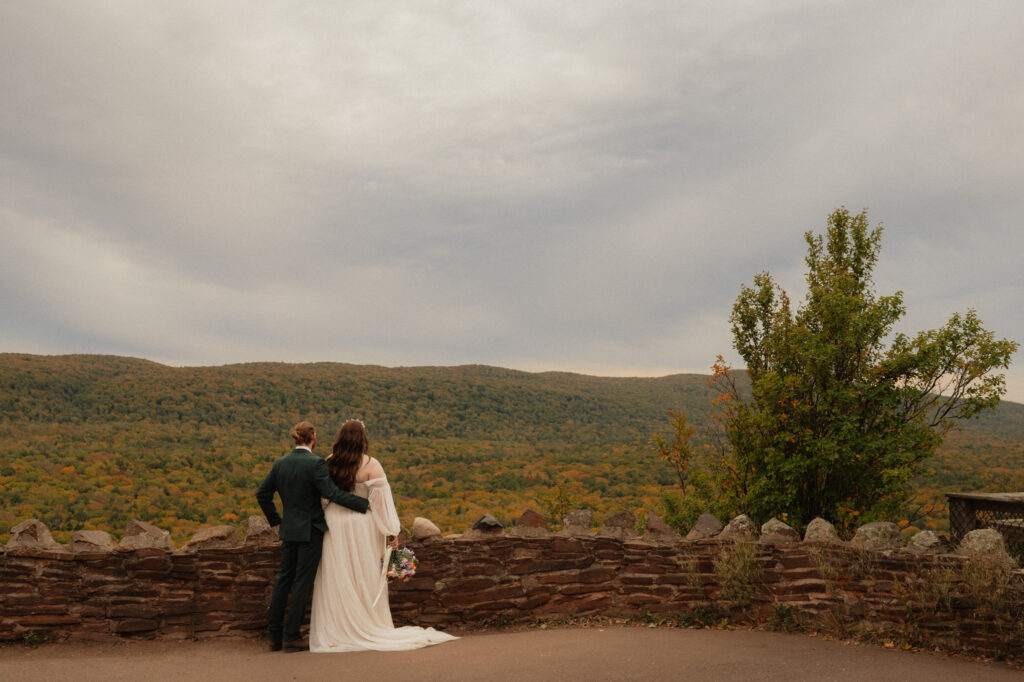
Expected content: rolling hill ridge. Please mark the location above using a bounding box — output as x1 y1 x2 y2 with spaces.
1 353 1021 541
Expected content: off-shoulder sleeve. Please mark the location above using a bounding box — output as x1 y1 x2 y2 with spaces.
364 477 401 536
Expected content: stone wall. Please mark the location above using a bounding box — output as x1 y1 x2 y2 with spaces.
2 513 1022 659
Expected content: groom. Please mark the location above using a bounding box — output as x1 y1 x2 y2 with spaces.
256 421 370 652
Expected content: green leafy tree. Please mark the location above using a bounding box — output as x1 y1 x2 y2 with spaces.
654 406 746 533
653 411 695 489
716 207 1017 531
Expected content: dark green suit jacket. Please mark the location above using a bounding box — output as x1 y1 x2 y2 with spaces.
256 447 369 542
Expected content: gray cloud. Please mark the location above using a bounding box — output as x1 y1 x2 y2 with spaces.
2 1 1021 401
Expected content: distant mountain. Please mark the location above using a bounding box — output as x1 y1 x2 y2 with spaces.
0 353 722 441
1 353 1020 541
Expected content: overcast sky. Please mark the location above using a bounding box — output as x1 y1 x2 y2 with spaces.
2 1 1022 402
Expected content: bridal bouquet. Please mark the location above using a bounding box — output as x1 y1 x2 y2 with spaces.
386 546 417 581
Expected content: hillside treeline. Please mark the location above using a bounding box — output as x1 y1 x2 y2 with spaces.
1 353 1021 541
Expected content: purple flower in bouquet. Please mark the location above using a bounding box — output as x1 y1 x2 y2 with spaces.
387 547 417 580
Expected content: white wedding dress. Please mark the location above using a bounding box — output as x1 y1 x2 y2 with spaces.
309 468 457 653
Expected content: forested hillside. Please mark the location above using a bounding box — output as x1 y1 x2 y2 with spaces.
1 353 1021 541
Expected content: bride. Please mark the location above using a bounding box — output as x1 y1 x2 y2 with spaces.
309 419 457 652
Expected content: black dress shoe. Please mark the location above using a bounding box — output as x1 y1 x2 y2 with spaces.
269 638 283 652
283 640 309 653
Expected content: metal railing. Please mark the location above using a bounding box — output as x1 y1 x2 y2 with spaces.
947 492 1024 561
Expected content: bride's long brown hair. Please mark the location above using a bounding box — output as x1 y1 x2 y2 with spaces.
327 419 369 491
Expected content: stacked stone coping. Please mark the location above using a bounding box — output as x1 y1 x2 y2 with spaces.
2 512 1022 659
3 510 1019 574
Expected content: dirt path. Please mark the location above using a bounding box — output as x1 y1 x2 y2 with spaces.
1 628 1019 682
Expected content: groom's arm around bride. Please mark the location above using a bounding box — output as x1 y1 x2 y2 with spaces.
256 421 369 651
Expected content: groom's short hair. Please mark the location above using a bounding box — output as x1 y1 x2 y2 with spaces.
290 421 316 445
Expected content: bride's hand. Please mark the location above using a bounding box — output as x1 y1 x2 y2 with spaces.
388 537 399 550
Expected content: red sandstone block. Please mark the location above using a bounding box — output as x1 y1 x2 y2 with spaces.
463 599 518 613
198 561 234 572
192 620 229 633
509 557 597 575
196 598 239 612
776 555 813 570
78 605 107 619
518 593 552 610
547 538 586 553
104 597 161 611
80 584 133 598
149 624 194 638
79 575 124 588
108 604 159 619
122 547 168 558
17 614 82 626
39 568 78 583
128 572 181 582
241 561 280 574
0 582 35 598
160 587 196 598
3 593 40 607
414 613 460 626
652 575 684 587
73 552 112 562
27 592 75 605
623 563 668 575
0 557 44 573
111 586 161 599
114 619 159 634
127 556 173 572
532 593 612 616
3 604 69 616
229 580 261 589
592 538 621 550
228 602 265 615
445 577 498 592
388 607 420 620
83 554 125 567
234 571 269 585
546 549 597 560
772 579 829 596
455 563 503 577
71 622 116 636
619 575 655 586
441 584 525 608
196 574 238 585
512 548 541 560
478 584 531 600
547 567 618 585
775 567 821 580
390 576 436 591
6 548 74 561
162 614 199 627
558 583 610 597
389 593 434 607
562 594 613 613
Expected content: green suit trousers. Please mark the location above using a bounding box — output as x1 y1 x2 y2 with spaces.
267 527 324 642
